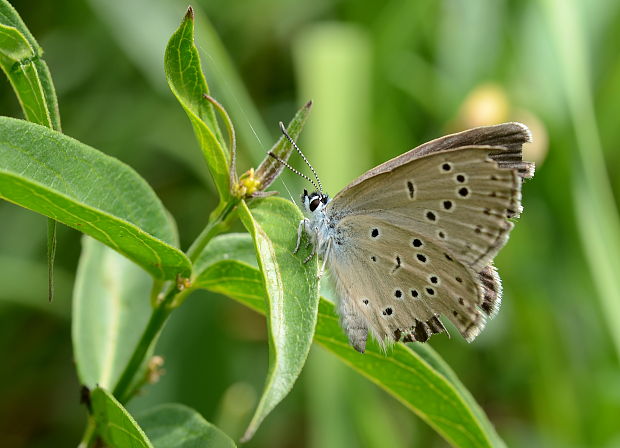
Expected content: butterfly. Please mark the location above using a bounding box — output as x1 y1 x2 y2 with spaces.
274 122 534 353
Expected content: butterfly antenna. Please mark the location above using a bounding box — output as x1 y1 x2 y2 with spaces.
267 151 321 192
278 122 324 194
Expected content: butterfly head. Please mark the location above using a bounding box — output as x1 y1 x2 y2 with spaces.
302 189 329 214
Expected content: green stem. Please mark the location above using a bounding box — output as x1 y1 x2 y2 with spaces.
77 415 97 448
187 199 239 262
111 198 239 404
112 286 176 404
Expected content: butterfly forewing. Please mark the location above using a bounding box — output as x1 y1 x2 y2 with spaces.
331 146 522 272
324 144 528 350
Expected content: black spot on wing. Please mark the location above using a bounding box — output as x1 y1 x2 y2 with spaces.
406 181 415 199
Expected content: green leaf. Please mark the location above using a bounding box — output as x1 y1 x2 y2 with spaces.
0 2 61 130
91 387 153 448
0 23 49 126
408 343 504 446
165 7 229 201
192 233 262 313
233 198 319 441
194 233 504 448
0 2 37 43
193 232 257 271
73 237 153 389
138 404 236 448
46 218 56 302
1 1 62 303
314 305 501 448
0 117 191 280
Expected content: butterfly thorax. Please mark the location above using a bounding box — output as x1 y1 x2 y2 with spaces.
300 189 339 259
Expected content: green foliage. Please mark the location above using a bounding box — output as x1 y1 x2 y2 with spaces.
254 100 313 190
0 117 191 280
138 404 237 448
0 0 60 130
72 236 152 389
541 0 620 359
91 387 153 448
0 0 60 303
4 1 619 447
164 8 229 201
0 3 516 447
237 198 319 441
195 232 503 448
91 388 237 448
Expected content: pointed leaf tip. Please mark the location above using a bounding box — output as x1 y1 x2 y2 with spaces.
185 6 194 20
166 6 229 200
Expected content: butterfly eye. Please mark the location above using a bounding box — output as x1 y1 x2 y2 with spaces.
309 198 321 212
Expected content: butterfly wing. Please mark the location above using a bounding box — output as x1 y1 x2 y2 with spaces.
328 214 487 351
325 124 532 351
338 122 533 195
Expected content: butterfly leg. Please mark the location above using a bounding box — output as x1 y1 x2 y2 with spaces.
316 238 332 279
294 218 309 254
303 246 316 264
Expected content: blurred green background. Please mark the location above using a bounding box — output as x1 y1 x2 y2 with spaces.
2 0 620 446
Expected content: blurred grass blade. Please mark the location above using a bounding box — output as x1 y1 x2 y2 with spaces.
0 117 191 280
91 387 153 448
194 233 503 447
293 24 372 193
73 237 152 389
138 404 237 448
292 27 377 446
236 198 319 441
542 0 620 360
165 8 230 201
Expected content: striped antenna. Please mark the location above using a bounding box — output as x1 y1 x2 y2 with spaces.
267 151 321 192
278 122 324 194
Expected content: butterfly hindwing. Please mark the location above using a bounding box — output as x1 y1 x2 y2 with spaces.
328 215 491 350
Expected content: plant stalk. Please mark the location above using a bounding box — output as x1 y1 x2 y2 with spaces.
111 198 239 404
77 415 97 448
187 198 239 262
112 286 176 404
